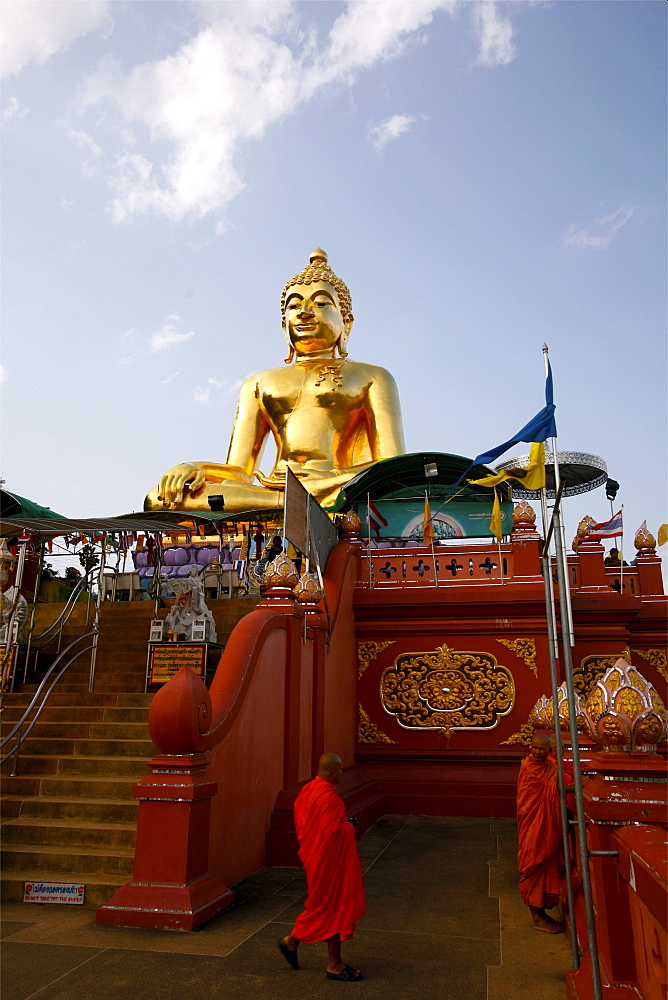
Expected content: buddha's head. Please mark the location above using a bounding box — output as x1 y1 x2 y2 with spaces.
281 249 353 362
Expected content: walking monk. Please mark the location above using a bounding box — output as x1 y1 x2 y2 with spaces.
516 731 574 934
279 753 366 981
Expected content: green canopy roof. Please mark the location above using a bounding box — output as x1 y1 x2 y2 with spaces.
331 452 512 511
0 490 67 521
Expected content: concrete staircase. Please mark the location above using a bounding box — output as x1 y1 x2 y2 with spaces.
1 597 259 907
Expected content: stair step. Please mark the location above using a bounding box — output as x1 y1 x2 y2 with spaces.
115 693 154 707
88 723 150 739
4 692 121 707
1 817 137 850
1 722 92 739
39 776 139 799
5 738 76 756
75 738 155 757
101 707 150 723
0 775 42 796
1 843 134 877
57 756 147 778
1 706 106 723
5 796 139 823
0 755 60 777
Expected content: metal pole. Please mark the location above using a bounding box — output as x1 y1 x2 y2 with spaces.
539 488 578 969
8 541 27 694
88 539 106 694
553 499 603 1000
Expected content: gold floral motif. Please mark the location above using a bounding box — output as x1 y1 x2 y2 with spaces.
650 689 666 714
635 715 664 745
380 644 514 732
632 648 668 684
615 688 644 716
496 638 537 678
263 552 299 589
634 524 656 551
586 687 605 718
501 722 534 746
606 670 622 692
358 641 395 679
357 704 395 744
601 715 628 745
628 668 646 691
417 670 475 711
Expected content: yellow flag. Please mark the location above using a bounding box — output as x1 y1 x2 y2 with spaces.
422 497 434 546
490 491 502 542
658 524 668 547
469 442 546 490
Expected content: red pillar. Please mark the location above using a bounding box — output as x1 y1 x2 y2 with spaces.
96 750 233 930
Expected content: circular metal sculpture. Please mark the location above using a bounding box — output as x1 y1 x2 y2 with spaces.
494 451 607 499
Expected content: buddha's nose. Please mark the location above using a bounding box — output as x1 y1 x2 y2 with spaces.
298 303 314 318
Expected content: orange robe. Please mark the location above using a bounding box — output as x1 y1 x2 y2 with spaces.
292 776 366 942
516 754 562 908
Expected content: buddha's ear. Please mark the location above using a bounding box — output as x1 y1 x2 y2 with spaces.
337 313 353 359
283 322 295 364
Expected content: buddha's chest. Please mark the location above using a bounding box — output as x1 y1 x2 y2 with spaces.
258 364 369 416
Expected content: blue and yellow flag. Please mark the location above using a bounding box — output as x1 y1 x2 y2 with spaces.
469 441 546 491
471 362 557 468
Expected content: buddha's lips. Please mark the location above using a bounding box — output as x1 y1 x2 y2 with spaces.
296 324 317 331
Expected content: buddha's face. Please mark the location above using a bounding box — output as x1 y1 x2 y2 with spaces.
284 281 351 358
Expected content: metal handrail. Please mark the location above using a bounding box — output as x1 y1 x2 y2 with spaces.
27 567 95 648
1 631 96 774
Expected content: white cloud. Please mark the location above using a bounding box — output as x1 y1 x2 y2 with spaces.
61 198 74 210
472 1 516 68
370 112 427 149
72 0 526 226
1 0 110 80
149 315 195 353
2 96 28 124
563 206 637 251
161 371 181 385
0 365 7 384
193 377 243 405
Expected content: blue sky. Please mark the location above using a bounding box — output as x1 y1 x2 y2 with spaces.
1 0 666 556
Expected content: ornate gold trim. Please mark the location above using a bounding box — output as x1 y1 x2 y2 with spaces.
501 722 534 746
380 644 514 732
358 640 395 679
632 648 668 685
496 638 537 678
357 704 395 744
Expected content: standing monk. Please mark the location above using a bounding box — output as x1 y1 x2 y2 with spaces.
516 732 574 934
279 753 366 981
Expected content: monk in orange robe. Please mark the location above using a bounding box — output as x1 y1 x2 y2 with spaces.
517 731 573 934
279 753 366 981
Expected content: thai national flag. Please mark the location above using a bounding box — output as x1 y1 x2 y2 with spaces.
588 510 623 541
368 500 388 539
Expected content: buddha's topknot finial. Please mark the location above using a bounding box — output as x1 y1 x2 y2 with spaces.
281 248 352 322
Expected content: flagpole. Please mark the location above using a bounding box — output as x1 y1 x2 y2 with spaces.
543 345 603 998
619 504 624 592
367 493 373 590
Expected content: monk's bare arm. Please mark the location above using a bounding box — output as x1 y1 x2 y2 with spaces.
226 374 271 477
366 368 405 461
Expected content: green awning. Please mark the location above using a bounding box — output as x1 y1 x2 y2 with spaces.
331 452 512 511
0 490 67 520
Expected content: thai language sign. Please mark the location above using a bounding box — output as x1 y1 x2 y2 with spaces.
24 881 85 904
149 644 205 685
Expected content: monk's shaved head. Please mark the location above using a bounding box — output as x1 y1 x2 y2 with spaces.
318 752 342 776
531 732 551 749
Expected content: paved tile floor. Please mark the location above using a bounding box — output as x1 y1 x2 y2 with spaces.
1 816 572 1000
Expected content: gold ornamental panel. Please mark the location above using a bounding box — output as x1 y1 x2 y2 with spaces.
574 652 631 701
380 644 514 732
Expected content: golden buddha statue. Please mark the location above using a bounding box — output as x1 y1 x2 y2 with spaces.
144 249 405 513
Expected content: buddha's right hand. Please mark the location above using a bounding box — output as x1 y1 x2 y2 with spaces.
157 464 206 505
